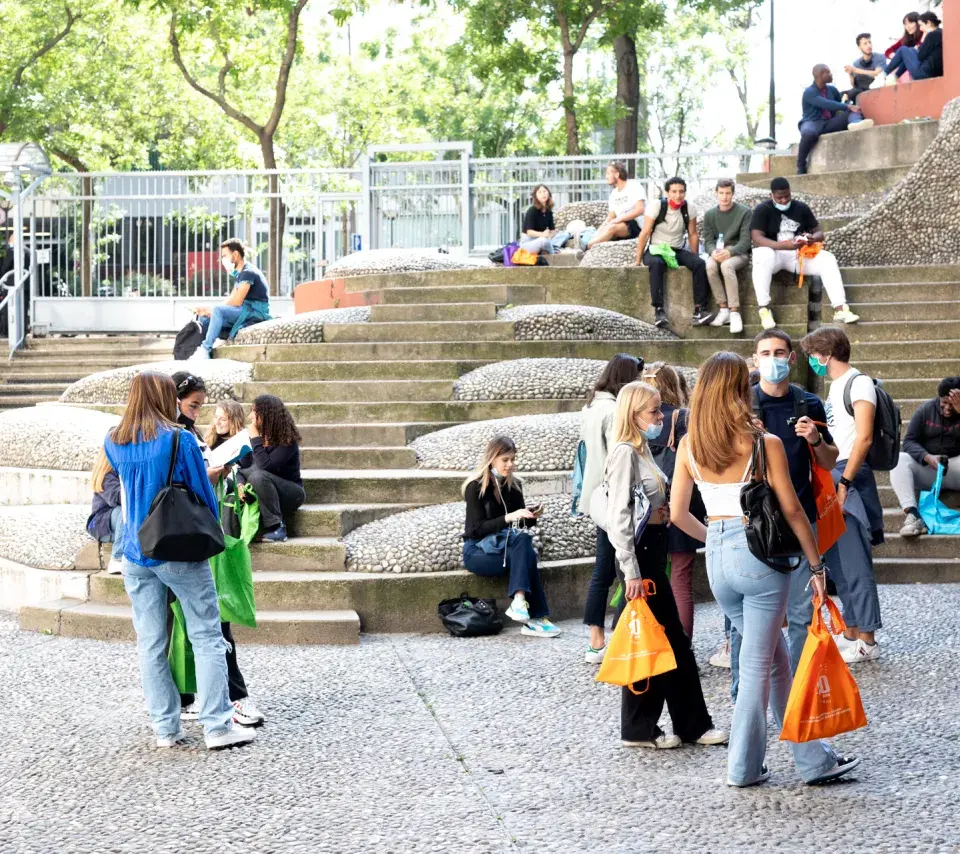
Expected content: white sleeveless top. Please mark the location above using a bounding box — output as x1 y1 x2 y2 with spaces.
688 452 754 518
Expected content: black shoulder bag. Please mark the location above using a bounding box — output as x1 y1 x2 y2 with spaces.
438 594 504 637
139 428 226 562
740 435 802 572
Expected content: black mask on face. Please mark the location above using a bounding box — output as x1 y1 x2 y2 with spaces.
177 411 195 430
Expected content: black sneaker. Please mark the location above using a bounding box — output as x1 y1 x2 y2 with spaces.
806 755 861 785
654 307 669 328
692 306 714 326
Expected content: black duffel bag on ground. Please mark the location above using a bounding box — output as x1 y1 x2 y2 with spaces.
139 428 226 562
438 593 504 637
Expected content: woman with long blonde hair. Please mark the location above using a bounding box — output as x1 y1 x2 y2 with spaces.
671 352 859 787
205 400 247 451
103 371 254 752
461 435 560 638
602 381 726 749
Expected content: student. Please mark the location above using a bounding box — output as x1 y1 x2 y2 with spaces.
890 377 960 537
519 185 571 255
584 162 646 249
884 12 922 60
702 179 751 335
193 238 272 359
843 33 886 103
604 381 726 749
796 65 872 175
635 177 709 329
580 353 644 662
205 399 249 453
86 448 124 574
242 394 306 543
884 12 943 80
462 435 560 638
671 352 860 787
103 372 254 750
801 326 883 664
750 178 859 331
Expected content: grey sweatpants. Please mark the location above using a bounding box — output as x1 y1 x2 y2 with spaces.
889 452 960 511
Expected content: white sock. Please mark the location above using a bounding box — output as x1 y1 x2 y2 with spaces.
513 593 528 608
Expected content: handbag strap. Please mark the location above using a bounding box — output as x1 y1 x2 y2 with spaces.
751 433 767 483
666 409 680 451
166 428 181 487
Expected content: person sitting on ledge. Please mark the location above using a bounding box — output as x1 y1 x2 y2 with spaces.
890 376 960 538
750 178 859 331
584 161 646 250
461 434 561 638
884 11 943 81
702 178 751 335
87 448 124 575
796 64 873 175
842 33 886 104
192 238 272 359
635 177 709 330
519 184 571 256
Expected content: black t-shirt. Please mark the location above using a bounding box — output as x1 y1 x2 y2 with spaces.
750 200 819 244
522 206 555 235
755 386 833 523
236 262 269 303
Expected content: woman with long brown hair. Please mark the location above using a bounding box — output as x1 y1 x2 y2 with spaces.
519 184 570 256
670 352 859 786
103 371 254 751
602 381 726 749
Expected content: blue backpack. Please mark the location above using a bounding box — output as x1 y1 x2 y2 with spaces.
571 440 587 516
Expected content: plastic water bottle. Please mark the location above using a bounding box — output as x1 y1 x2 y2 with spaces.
716 233 725 251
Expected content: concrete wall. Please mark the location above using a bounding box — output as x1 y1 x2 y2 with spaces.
0 468 91 506
0 558 92 612
808 120 939 173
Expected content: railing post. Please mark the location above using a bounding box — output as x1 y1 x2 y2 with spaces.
461 145 473 255
10 167 23 355
358 153 371 253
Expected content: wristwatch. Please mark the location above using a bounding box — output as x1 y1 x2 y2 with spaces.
838 475 853 488
809 433 823 448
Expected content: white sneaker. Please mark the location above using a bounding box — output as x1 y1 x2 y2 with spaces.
205 725 256 750
505 596 530 623
156 729 187 748
729 311 744 334
584 645 607 664
623 733 681 749
758 307 776 330
106 556 124 574
233 698 265 728
695 728 729 746
181 701 199 721
520 618 562 638
189 346 211 360
841 638 880 664
710 308 730 327
847 119 875 132
709 640 731 669
899 515 928 537
832 305 860 324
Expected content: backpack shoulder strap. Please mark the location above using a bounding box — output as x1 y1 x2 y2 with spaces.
680 201 690 231
750 383 763 422
842 370 864 418
654 198 669 227
789 384 809 420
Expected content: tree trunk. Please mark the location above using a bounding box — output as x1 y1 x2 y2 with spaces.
562 48 580 156
261 136 285 297
613 34 639 156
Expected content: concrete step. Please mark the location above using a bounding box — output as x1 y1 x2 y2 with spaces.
322 320 516 344
15 349 171 361
277 398 584 425
248 536 346 571
854 359 960 380
301 446 419 470
0 382 69 394
746 165 911 196
873 533 960 559
238 379 455 403
846 300 960 322
843 282 960 302
0 395 55 408
807 120 938 174
20 597 360 645
686 322 807 340
0 372 88 383
838 266 960 285
858 377 947 400
298 422 453 447
377 284 546 305
253 359 489 382
849 339 960 361
290 503 427 537
873 557 960 585
370 302 497 322
840 321 960 342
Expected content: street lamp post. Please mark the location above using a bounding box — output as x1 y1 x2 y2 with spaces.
769 0 776 142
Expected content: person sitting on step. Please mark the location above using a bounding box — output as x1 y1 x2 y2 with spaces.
842 33 886 105
462 435 561 638
584 161 647 250
635 177 710 330
884 12 943 81
890 376 960 537
86 448 124 575
750 178 859 332
519 185 572 256
702 179 751 335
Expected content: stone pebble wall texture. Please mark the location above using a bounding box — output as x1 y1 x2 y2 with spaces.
0 505 92 569
826 98 960 266
0 407 120 471
453 358 608 401
498 305 677 341
232 307 371 346
324 249 490 279
343 493 595 573
555 201 609 230
60 359 253 405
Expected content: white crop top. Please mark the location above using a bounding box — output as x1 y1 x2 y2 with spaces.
688 453 754 518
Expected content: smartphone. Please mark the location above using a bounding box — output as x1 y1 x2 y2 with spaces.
527 503 543 514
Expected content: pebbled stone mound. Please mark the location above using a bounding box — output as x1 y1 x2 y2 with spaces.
454 358 607 401
579 240 638 268
324 249 489 279
555 201 609 230
827 104 960 265
0 505 90 569
343 494 595 573
412 412 581 471
60 360 252 405
233 307 370 346
0 406 120 471
499 304 677 341
688 182 884 222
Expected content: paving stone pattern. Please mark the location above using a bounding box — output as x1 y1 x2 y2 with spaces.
324 249 491 278
0 505 91 569
2 585 956 853
453 359 608 402
0 406 118 471
499 305 677 341
233 307 371 346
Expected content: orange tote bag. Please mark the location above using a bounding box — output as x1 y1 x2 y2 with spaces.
810 446 846 554
596 580 677 695
781 597 867 742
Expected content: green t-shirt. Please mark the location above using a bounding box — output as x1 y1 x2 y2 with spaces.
702 203 752 256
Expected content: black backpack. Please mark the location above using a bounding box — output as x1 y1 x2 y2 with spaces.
751 383 809 425
173 315 204 360
438 594 504 637
842 371 902 471
653 198 690 231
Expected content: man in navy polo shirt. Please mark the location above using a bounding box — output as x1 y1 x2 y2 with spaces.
727 328 839 699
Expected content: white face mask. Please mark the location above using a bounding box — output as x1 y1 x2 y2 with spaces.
221 255 234 273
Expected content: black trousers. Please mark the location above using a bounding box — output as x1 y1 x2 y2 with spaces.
243 468 306 530
616 525 714 742
796 112 850 172
583 528 618 628
644 249 708 310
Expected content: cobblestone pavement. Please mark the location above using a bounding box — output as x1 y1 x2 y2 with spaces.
1 585 958 854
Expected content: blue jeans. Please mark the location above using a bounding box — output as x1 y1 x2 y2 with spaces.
519 231 572 255
825 515 882 633
98 506 124 544
885 46 929 79
730 524 816 701
706 519 836 785
582 527 617 628
201 304 242 352
122 557 233 739
463 532 549 618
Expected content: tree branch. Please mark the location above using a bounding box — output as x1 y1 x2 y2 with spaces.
50 148 87 173
573 0 614 52
12 5 80 89
263 0 309 138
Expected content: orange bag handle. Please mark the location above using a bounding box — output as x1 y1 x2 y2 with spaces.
627 679 651 696
812 594 848 637
623 586 659 695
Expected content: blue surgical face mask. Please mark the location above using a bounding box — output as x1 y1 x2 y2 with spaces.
758 355 791 384
491 466 505 480
808 355 829 377
640 420 663 441
773 201 791 212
